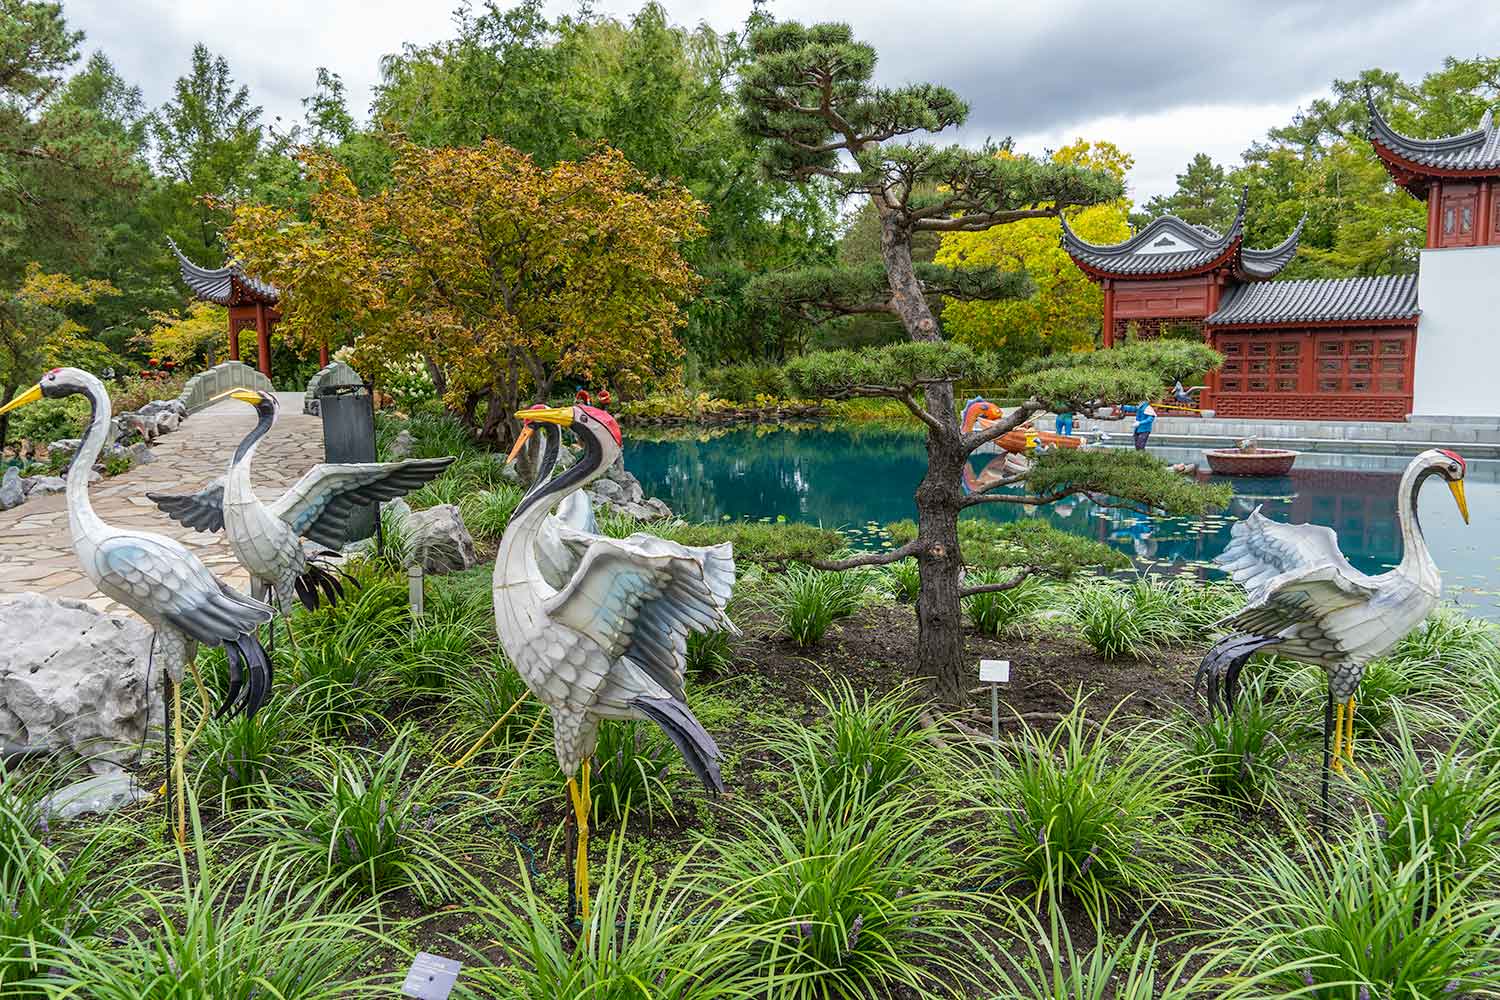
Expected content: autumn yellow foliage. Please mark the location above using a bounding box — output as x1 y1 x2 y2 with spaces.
227 140 705 445
140 301 231 367
937 140 1133 363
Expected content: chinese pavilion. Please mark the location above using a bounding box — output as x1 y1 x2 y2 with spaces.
168 239 290 378
1060 97 1500 422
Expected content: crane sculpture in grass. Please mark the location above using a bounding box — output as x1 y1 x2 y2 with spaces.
147 388 452 630
0 369 273 845
489 402 733 928
1197 448 1470 814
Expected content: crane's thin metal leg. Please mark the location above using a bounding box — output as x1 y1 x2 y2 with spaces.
564 806 578 934
451 691 531 770
181 659 213 759
162 675 175 826
1320 691 1332 837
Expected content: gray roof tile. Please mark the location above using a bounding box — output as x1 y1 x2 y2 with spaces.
1207 274 1419 326
1367 91 1500 174
167 238 279 305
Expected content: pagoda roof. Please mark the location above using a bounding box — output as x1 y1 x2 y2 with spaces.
1366 90 1500 182
1060 190 1303 281
168 238 279 306
1207 274 1418 328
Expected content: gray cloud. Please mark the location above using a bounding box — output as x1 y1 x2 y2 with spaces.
62 0 1500 201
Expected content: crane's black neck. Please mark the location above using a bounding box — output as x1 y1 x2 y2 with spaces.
232 400 277 465
514 423 602 520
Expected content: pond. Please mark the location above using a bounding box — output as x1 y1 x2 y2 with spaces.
624 424 1500 621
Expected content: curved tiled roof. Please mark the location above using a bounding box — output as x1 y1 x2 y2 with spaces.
167 238 279 305
1366 90 1500 174
1060 190 1247 277
1061 190 1302 281
1207 274 1419 327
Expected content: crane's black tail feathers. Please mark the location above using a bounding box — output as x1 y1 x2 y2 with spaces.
217 632 273 721
1194 633 1281 717
631 696 724 795
293 551 359 613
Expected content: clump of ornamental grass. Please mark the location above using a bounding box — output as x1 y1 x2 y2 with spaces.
1214 814 1500 1000
883 557 921 602
0 772 121 995
1354 722 1500 899
767 677 936 804
1387 605 1500 677
982 699 1197 920
193 697 302 808
454 834 758 999
963 570 1051 637
35 840 391 999
1161 574 1244 633
240 730 470 904
445 651 547 760
1176 678 1300 807
586 720 678 828
1068 583 1155 660
705 770 986 1000
459 485 524 541
754 564 874 647
386 617 488 693
1281 651 1450 735
685 627 735 675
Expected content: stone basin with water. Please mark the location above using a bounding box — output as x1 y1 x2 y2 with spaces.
623 425 1498 621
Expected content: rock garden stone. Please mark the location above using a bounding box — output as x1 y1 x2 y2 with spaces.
153 410 181 434
0 593 157 774
403 503 478 574
590 477 623 501
389 429 413 459
42 772 153 821
24 475 65 496
0 467 23 510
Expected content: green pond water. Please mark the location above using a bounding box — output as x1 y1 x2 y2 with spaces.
623 424 1500 621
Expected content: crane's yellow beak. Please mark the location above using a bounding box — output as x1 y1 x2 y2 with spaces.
516 405 573 428
505 424 535 464
1449 479 1469 524
0 384 42 415
210 387 264 406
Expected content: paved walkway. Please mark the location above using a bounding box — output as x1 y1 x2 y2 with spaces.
0 392 323 613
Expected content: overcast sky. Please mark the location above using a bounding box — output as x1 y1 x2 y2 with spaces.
65 0 1500 203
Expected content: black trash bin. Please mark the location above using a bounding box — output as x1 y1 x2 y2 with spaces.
317 382 378 544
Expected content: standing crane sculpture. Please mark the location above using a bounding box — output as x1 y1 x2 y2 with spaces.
147 388 452 623
1197 448 1469 812
0 369 274 845
492 403 733 928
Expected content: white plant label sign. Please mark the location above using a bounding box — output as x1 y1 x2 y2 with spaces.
979 658 1010 683
403 952 461 1000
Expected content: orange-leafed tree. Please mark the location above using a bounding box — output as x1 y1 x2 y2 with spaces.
937 140 1133 364
228 140 705 447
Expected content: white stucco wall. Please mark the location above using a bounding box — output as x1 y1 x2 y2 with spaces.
1412 245 1500 419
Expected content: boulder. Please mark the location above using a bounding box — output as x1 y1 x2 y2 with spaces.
642 496 673 520
153 410 180 434
0 467 22 509
127 443 156 465
47 437 81 459
0 593 158 774
24 475 65 496
590 477 623 501
403 504 478 574
42 772 153 822
388 429 413 459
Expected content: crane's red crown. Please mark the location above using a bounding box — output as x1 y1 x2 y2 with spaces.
578 404 621 446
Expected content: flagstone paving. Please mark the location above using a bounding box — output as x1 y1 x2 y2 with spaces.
0 392 324 614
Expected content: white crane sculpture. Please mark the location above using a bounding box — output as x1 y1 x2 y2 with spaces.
1197 448 1469 805
147 388 452 625
492 403 733 927
0 368 274 845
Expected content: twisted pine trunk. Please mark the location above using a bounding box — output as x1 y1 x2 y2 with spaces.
880 208 970 704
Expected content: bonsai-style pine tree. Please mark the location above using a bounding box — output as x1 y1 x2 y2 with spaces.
738 21 1226 702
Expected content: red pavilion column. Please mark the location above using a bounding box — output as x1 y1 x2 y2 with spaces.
1426 182 1442 248
254 302 272 378
319 339 330 367
228 322 241 364
1101 280 1115 348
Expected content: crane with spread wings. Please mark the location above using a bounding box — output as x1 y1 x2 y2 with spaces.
1197 449 1470 807
148 389 452 621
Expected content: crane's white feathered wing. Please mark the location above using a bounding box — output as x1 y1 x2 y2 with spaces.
1214 506 1386 662
543 532 735 705
270 458 454 548
535 490 598 590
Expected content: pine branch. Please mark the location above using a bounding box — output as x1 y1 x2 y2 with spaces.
959 568 1035 598
805 539 924 570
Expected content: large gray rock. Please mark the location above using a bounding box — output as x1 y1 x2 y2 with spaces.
152 410 180 434
388 429 413 460
23 475 65 496
590 477 623 501
403 504 477 574
0 467 23 509
0 594 157 774
43 772 153 822
127 442 156 465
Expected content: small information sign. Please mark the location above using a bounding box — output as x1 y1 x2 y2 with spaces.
979 659 1010 684
402 952 461 1000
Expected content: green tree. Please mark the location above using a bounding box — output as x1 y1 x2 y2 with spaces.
737 21 1226 700
1132 152 1237 230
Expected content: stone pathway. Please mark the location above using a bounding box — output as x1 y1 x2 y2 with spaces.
0 392 324 613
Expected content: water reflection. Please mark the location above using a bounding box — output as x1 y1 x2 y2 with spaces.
624 425 1498 620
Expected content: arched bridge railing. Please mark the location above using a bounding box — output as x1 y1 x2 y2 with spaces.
304 361 364 416
175 361 277 414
